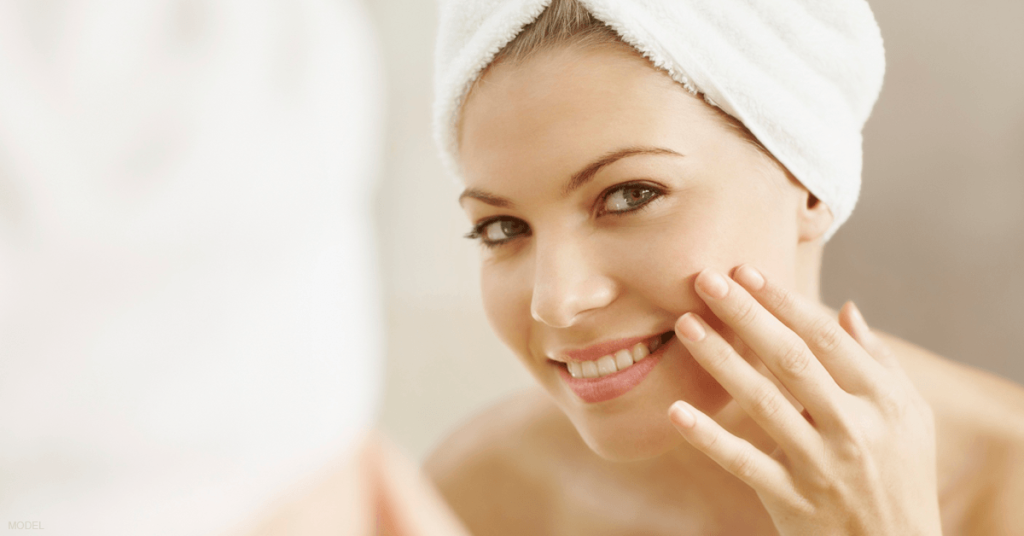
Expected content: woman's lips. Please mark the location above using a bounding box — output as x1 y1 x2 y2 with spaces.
557 335 672 403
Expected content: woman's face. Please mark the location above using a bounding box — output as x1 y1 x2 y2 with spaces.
457 43 810 461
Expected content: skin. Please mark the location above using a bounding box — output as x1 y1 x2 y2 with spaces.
426 42 1024 535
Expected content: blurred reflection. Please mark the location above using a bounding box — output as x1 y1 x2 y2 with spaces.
0 1 385 534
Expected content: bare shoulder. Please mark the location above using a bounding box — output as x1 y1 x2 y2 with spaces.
881 332 1024 414
879 332 1024 536
423 387 583 536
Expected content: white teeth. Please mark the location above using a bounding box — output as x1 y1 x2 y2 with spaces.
614 349 633 370
631 342 649 363
565 334 668 380
596 355 617 376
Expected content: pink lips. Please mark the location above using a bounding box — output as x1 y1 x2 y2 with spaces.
555 334 671 404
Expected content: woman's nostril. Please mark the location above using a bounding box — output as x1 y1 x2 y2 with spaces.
530 299 575 328
530 275 619 328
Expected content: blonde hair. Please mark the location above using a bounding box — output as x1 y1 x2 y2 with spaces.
494 0 620 64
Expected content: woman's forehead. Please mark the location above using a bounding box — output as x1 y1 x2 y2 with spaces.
457 45 727 192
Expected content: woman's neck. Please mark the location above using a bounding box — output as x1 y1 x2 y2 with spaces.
795 237 825 302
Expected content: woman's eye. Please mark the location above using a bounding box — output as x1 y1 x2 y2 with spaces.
464 217 530 247
602 184 660 214
482 218 527 241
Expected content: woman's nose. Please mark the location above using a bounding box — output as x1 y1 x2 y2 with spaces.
529 237 617 328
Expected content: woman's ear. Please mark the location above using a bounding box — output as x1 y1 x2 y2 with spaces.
797 190 833 243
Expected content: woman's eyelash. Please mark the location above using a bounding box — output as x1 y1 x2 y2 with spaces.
463 217 498 240
597 182 664 216
463 182 664 249
463 217 529 249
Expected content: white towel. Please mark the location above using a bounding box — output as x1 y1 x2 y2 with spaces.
434 0 885 240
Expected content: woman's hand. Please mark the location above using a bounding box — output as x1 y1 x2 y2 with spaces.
667 265 941 536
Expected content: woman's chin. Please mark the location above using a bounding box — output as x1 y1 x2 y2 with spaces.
559 392 710 462
576 419 688 462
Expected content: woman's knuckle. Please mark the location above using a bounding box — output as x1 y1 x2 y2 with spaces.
873 384 910 419
766 286 796 316
836 429 871 464
831 409 874 453
750 386 784 421
703 344 732 369
802 463 836 494
694 427 721 452
786 493 817 517
728 449 759 481
776 339 810 376
733 298 759 329
809 319 843 354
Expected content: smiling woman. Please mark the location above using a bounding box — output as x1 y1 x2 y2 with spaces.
424 0 1024 535
455 36 828 463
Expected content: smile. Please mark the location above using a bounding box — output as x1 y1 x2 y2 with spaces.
566 332 671 378
555 331 674 403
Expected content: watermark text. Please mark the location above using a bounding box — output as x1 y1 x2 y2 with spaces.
8 521 44 530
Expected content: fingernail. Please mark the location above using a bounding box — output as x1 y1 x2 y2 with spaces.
669 401 696 428
676 313 706 342
733 265 765 291
697 270 729 299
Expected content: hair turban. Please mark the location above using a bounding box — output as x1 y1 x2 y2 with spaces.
433 0 886 240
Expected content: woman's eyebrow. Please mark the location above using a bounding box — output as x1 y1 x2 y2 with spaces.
458 188 514 208
562 146 683 195
458 146 683 207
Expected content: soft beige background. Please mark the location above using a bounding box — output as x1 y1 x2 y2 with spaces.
369 0 1024 460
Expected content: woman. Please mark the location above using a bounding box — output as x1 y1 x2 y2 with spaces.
425 0 1024 534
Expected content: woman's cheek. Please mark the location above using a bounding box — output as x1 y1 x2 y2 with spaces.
633 189 798 304
619 214 725 310
479 259 534 362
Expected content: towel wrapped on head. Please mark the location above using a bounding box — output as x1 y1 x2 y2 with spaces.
433 0 886 241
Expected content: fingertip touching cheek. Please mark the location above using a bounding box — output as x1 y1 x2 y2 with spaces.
456 43 816 462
